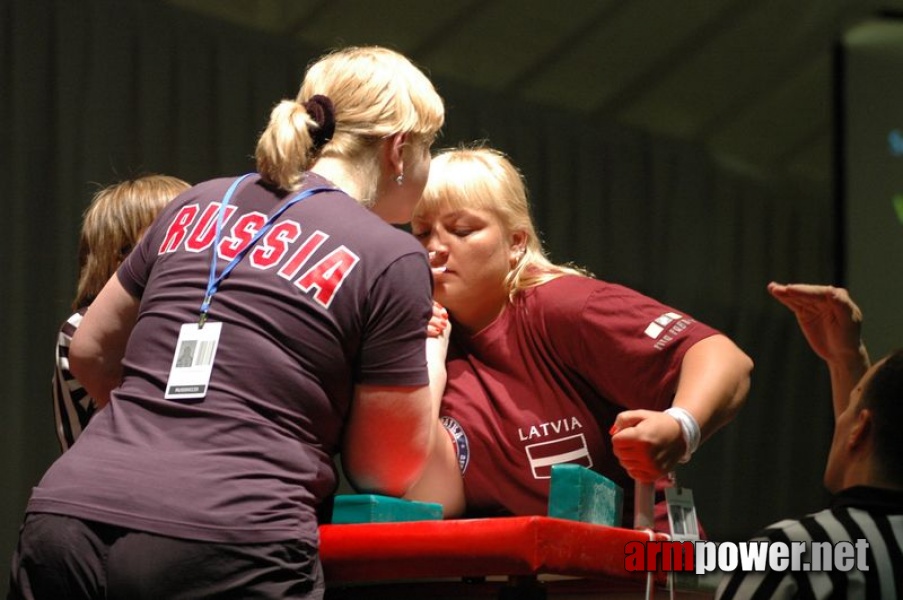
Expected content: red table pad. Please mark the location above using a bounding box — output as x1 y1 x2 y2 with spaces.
319 516 671 585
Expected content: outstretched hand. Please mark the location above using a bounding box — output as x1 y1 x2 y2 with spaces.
610 410 684 483
767 282 865 365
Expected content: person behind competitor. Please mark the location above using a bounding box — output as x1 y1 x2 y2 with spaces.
53 174 191 452
404 146 753 527
8 45 445 600
716 283 903 599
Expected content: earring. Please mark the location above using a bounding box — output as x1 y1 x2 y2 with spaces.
511 248 524 267
395 174 404 186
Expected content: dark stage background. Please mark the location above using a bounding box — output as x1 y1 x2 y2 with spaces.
840 15 903 361
6 0 878 587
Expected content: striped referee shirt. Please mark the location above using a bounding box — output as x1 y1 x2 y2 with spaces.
52 308 97 451
716 486 903 599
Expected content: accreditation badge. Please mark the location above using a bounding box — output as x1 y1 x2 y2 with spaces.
164 322 222 400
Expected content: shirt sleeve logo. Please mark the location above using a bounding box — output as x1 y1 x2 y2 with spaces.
440 416 470 474
644 312 696 350
644 312 683 339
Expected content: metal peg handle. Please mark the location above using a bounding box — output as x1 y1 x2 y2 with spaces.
634 481 655 530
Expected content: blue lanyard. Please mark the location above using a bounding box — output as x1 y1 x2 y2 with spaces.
198 173 336 327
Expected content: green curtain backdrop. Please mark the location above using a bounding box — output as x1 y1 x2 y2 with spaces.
1 0 837 585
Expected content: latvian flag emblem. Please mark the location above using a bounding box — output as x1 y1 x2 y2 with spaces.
525 434 593 479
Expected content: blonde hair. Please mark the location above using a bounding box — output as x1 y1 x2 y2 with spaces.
74 174 190 309
416 146 588 298
255 46 445 197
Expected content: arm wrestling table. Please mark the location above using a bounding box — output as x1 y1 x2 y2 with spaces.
319 516 715 599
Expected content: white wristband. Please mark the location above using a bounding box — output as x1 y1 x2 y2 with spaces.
664 407 700 464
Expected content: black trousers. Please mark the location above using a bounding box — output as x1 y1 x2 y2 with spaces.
7 513 324 600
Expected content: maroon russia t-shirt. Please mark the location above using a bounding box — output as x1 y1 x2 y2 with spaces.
28 173 432 544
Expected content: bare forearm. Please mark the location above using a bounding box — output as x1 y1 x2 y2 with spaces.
671 335 753 442
403 331 466 515
426 335 447 423
343 384 436 497
69 349 122 408
826 344 870 418
403 421 465 517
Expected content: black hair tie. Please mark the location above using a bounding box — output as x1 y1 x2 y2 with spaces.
303 95 336 151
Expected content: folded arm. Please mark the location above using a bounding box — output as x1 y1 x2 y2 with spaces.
612 334 753 482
